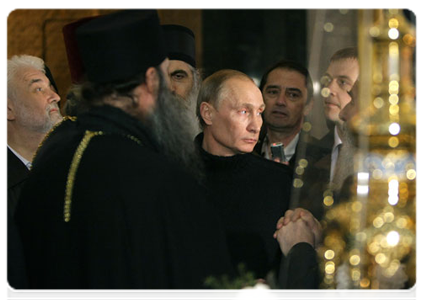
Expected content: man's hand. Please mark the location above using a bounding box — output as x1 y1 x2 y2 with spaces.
274 218 314 256
271 157 290 166
273 208 322 248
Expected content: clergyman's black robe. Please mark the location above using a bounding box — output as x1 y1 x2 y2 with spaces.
15 105 232 289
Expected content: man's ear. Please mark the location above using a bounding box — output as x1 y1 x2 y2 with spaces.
303 98 314 117
7 98 16 121
145 67 160 96
200 102 214 126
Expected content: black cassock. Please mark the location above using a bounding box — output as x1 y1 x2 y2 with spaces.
15 105 233 289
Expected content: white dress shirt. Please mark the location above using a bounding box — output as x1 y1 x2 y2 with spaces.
330 126 343 182
8 145 32 170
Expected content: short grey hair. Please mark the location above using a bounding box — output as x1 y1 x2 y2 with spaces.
8 55 45 100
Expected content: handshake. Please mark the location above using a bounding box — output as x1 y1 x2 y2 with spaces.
273 208 322 256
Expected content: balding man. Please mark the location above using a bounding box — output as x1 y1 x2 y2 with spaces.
195 69 319 288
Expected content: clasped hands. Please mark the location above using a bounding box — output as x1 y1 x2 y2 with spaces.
273 208 322 256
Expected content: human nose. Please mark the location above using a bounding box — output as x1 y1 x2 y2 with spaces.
170 81 177 94
47 88 61 104
275 92 287 106
247 113 262 133
327 80 338 97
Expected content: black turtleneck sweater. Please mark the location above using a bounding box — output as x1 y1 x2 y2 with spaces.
195 133 293 279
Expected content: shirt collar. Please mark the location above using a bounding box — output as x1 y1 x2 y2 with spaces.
332 126 343 152
330 126 343 181
284 133 300 161
7 145 32 170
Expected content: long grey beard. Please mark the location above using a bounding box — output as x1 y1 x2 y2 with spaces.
174 86 201 140
147 84 204 181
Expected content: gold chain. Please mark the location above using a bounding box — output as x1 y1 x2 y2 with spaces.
32 116 77 167
63 130 142 222
64 130 103 222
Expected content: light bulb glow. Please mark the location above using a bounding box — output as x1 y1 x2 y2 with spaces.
387 231 400 246
388 195 399 205
357 185 369 195
389 123 401 135
389 28 400 40
358 172 370 181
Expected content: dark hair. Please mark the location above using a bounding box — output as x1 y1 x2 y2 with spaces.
259 59 314 104
196 69 254 129
80 71 148 107
330 47 358 63
64 84 85 117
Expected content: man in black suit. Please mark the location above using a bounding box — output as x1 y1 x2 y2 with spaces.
254 60 314 169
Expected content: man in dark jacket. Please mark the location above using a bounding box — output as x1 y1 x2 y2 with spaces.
15 10 232 289
196 69 320 288
7 54 62 288
254 60 314 169
292 47 359 221
7 55 62 215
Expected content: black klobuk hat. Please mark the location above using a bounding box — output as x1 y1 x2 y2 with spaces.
63 16 98 84
162 24 196 68
76 10 167 84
